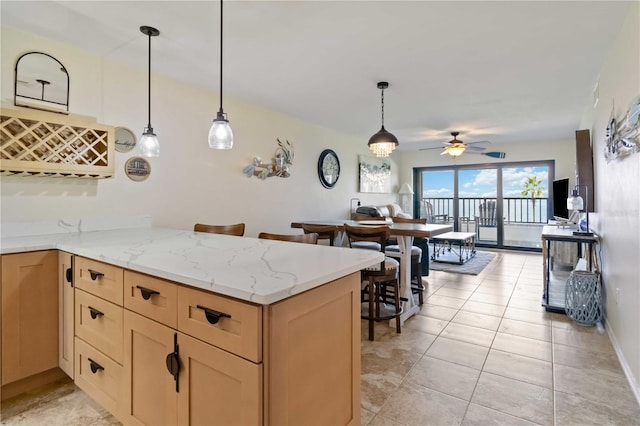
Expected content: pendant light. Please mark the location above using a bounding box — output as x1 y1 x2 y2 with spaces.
368 81 398 158
139 26 160 157
208 0 233 149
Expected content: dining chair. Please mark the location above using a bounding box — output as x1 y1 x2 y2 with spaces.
388 216 427 304
258 232 318 244
301 224 339 246
344 223 401 341
194 223 245 236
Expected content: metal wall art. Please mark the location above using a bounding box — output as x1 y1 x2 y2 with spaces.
14 52 69 113
604 95 640 162
243 139 293 179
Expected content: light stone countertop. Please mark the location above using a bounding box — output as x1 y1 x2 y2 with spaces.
0 227 383 304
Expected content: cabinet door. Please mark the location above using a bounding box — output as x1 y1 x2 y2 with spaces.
58 251 74 378
1 251 58 385
123 310 177 426
269 272 361 425
177 332 262 426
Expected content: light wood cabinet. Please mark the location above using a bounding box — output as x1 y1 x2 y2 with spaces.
177 332 262 425
58 251 74 379
1 251 58 385
123 310 178 426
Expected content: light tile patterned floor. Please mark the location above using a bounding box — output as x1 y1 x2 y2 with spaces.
1 251 638 425
361 250 640 425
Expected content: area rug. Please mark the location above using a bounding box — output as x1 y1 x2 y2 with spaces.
429 251 496 275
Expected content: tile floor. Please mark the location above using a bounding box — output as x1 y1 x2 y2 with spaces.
361 250 640 425
1 251 639 425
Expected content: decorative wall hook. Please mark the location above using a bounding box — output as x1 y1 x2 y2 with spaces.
243 139 294 179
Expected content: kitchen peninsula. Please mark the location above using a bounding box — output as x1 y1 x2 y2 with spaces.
1 227 382 425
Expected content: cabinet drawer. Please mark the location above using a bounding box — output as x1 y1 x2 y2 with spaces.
75 257 123 305
75 337 123 420
124 271 177 328
177 286 262 363
76 289 123 364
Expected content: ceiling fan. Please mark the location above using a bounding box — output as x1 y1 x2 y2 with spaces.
420 132 506 159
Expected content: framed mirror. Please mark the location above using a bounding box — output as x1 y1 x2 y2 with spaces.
14 51 69 113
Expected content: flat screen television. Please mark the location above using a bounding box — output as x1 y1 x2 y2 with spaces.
553 178 570 219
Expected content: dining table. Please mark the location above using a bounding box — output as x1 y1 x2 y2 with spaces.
291 219 453 324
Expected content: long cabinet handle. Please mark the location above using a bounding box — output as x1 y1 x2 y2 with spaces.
88 306 104 320
88 269 104 280
88 358 104 374
165 333 180 393
136 285 160 301
65 267 73 287
196 305 231 325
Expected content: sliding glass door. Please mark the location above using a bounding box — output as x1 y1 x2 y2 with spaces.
414 161 554 251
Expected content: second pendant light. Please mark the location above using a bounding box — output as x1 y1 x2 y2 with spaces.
139 25 160 158
208 0 233 149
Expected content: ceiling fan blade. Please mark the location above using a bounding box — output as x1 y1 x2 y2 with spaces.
484 151 506 159
465 151 506 159
467 140 490 146
419 146 444 151
465 146 486 152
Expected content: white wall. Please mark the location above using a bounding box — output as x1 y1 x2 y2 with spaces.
579 3 640 400
0 27 398 236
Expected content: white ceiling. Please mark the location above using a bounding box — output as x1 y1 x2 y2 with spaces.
1 1 631 151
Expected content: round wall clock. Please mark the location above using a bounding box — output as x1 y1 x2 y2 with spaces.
318 149 340 188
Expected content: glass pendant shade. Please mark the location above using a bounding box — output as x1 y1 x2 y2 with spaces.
208 113 234 149
139 127 160 157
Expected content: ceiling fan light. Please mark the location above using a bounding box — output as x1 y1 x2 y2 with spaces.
446 145 465 157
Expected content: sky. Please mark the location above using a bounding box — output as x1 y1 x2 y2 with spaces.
422 166 549 199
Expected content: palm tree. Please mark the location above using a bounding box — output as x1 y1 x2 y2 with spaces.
521 176 544 223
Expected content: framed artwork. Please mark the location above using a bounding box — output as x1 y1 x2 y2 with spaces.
125 156 151 182
359 155 391 193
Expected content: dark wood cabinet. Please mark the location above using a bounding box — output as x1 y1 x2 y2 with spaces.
575 129 595 212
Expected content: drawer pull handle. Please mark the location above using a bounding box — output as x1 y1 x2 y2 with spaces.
88 358 104 374
88 269 104 280
136 285 160 300
88 306 104 320
196 305 231 325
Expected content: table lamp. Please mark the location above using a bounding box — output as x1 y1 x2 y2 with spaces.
566 184 593 236
398 183 414 216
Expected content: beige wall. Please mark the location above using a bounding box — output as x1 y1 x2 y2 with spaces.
0 27 398 236
579 3 640 400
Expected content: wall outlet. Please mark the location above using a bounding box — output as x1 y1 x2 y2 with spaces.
615 288 621 304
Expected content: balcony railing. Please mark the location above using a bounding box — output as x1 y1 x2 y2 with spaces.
421 197 549 224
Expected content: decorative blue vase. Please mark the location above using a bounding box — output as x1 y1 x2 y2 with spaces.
579 217 588 232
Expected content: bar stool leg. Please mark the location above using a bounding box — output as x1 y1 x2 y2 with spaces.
368 276 375 341
394 279 401 334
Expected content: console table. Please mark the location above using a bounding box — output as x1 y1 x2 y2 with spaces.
541 226 599 313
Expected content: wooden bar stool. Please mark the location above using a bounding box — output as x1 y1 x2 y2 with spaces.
344 224 401 341
301 224 339 246
258 232 318 244
194 223 245 236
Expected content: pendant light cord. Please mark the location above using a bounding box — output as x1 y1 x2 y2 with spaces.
219 0 224 115
147 31 152 129
380 88 385 129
